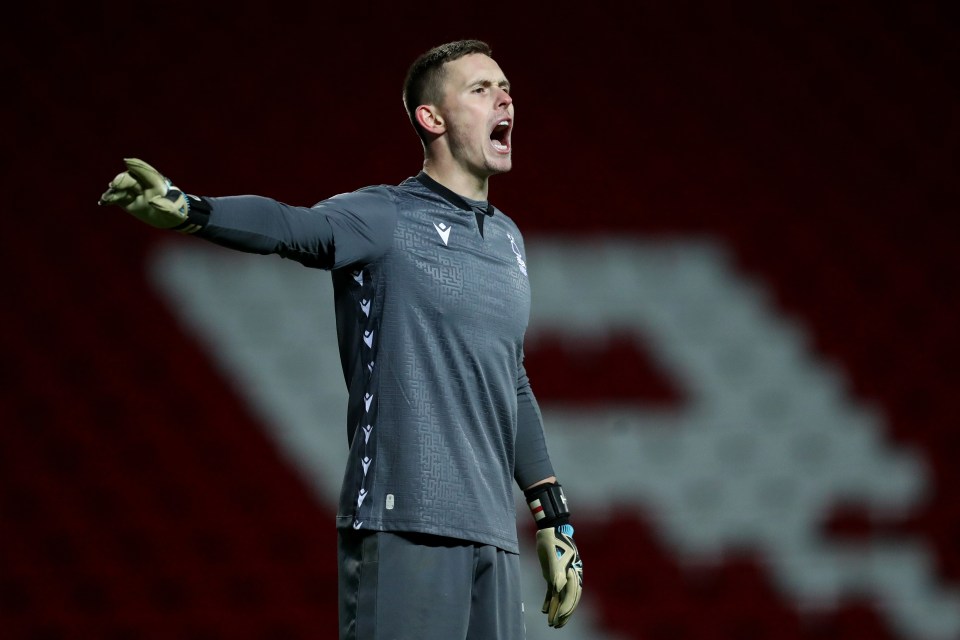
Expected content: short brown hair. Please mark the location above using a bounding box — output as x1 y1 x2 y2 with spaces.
402 39 493 143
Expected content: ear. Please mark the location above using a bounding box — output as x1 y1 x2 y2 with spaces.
416 104 446 136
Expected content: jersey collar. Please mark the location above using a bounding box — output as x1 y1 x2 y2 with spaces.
415 172 494 217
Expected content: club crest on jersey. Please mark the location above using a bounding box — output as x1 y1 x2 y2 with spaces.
507 233 528 276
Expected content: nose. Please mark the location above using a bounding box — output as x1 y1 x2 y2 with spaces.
497 87 512 109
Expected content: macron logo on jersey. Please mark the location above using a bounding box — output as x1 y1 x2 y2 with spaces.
434 221 452 246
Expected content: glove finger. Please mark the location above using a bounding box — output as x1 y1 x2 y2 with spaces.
548 571 567 626
546 590 561 627
553 567 583 628
101 171 143 205
108 171 143 193
124 157 167 192
99 187 136 207
541 585 553 615
99 188 120 204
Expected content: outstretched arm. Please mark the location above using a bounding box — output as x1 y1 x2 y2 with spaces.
99 158 397 269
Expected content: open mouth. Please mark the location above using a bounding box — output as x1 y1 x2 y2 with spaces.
490 119 511 153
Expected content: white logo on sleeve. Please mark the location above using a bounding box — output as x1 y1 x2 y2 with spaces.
360 299 371 316
363 330 374 348
434 221 452 246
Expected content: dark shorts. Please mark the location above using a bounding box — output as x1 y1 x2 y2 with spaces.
338 529 525 640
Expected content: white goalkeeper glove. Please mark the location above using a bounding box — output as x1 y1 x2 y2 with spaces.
99 158 190 229
526 482 583 628
536 523 583 628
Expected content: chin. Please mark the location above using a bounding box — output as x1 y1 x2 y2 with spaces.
486 158 513 175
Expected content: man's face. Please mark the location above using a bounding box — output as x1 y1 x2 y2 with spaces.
438 53 514 179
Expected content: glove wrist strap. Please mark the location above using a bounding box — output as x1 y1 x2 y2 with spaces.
173 194 212 234
524 482 571 529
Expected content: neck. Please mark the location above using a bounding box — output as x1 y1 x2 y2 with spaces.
421 157 490 201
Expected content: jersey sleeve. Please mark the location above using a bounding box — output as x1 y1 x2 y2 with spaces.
194 186 398 270
514 355 556 489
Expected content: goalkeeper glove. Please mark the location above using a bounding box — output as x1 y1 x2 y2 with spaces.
525 482 583 628
537 523 583 628
99 158 193 230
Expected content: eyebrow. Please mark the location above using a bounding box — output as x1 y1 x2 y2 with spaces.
470 78 512 92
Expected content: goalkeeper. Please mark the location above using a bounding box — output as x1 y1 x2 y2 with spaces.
100 39 582 639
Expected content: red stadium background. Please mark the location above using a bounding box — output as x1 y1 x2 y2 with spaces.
4 2 958 638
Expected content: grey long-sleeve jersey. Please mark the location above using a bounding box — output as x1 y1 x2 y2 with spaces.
193 173 555 553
